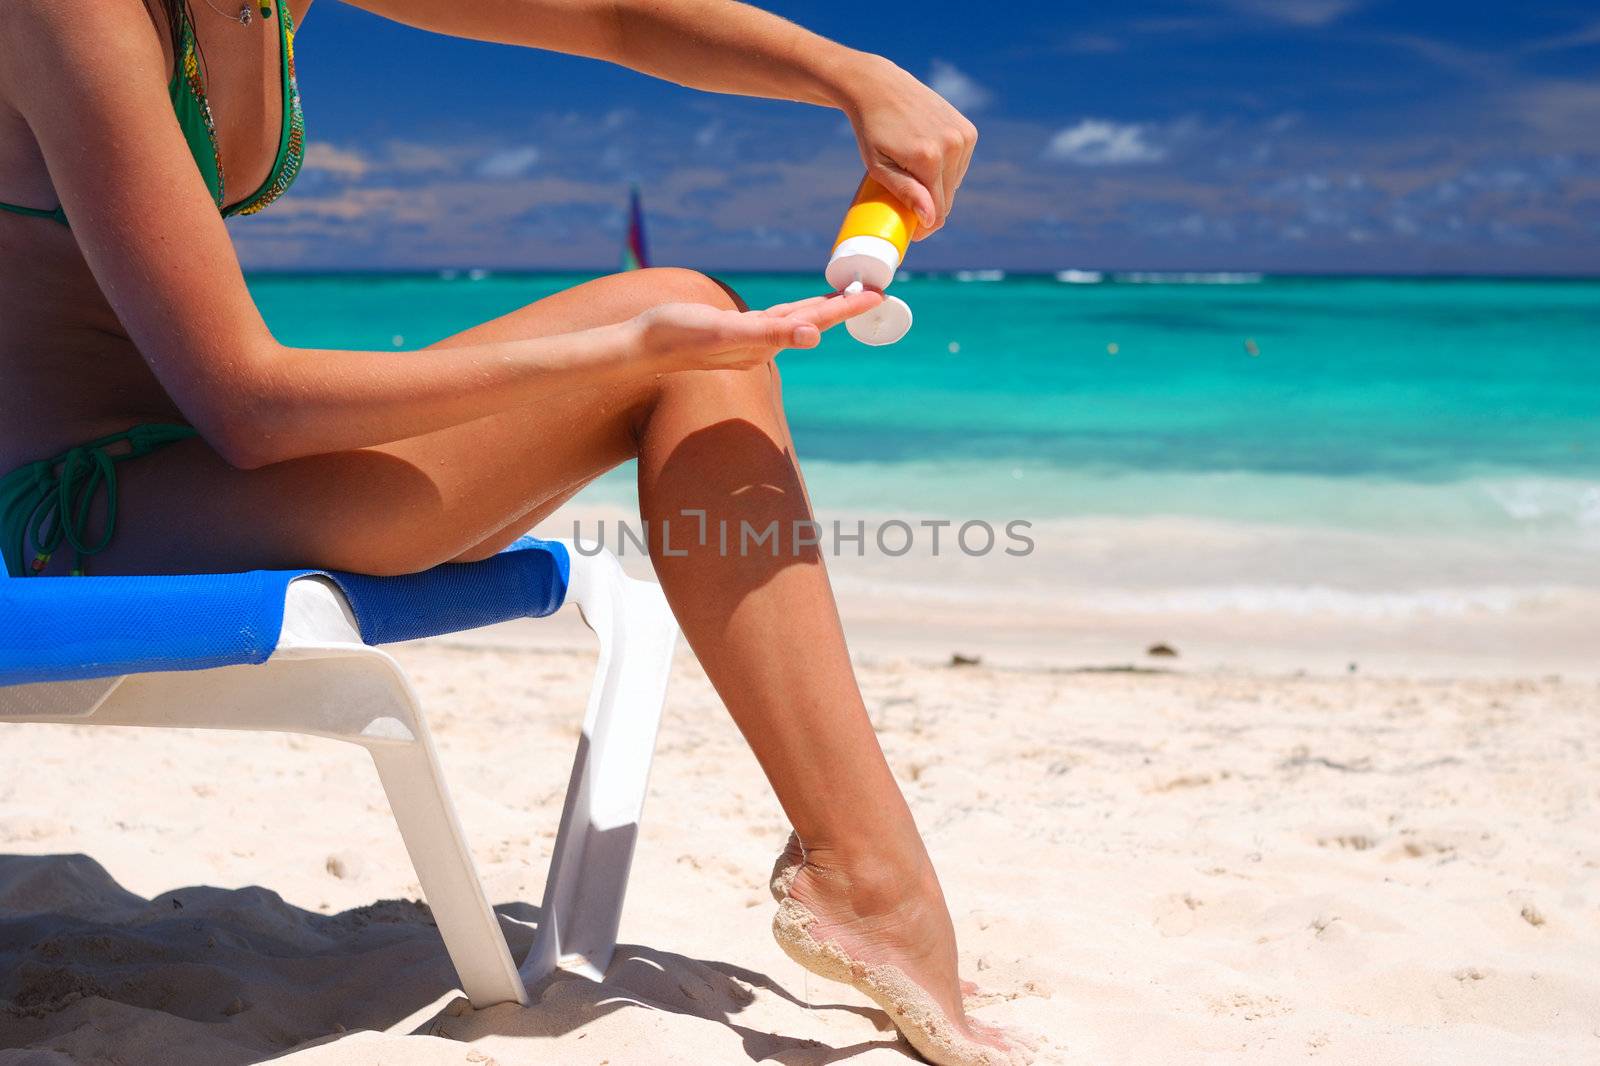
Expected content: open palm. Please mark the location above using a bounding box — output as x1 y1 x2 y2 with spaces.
634 288 885 372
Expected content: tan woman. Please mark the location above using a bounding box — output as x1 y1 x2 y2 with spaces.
0 2 1018 1062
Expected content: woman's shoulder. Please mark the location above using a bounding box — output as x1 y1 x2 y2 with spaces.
0 0 162 66
0 0 170 108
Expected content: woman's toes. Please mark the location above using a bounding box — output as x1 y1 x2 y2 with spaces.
969 1017 1022 1047
771 859 1027 1066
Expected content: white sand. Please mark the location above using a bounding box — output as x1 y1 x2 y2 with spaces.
3 630 1597 1063
4 502 1599 1063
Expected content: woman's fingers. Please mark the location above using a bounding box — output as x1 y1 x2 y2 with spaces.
784 289 884 332
875 148 948 239
720 309 822 351
667 289 885 364
725 290 882 356
953 120 978 209
915 140 947 238
869 157 939 234
760 289 885 319
759 294 835 318
942 136 967 224
949 120 977 223
911 115 976 242
925 158 950 238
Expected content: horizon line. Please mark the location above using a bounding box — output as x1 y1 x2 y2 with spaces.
240 267 1600 282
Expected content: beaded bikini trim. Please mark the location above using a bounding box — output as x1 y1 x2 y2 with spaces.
235 7 304 216
179 6 305 217
179 22 225 209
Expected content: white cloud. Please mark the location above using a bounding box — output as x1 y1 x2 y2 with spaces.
1045 120 1167 166
384 140 457 175
233 96 1600 274
928 59 993 114
1524 19 1600 55
1509 80 1600 142
302 142 369 179
1062 33 1123 55
1373 33 1495 78
1214 0 1363 27
476 146 541 178
694 120 723 149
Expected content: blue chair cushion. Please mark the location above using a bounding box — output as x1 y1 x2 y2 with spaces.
0 537 570 686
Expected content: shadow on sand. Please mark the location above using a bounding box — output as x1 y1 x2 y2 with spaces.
0 853 903 1064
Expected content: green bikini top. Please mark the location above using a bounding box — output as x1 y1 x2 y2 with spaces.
0 7 305 226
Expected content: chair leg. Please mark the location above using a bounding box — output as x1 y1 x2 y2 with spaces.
523 550 678 985
367 738 528 1008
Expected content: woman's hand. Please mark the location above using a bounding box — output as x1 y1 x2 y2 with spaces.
839 55 979 240
632 289 885 373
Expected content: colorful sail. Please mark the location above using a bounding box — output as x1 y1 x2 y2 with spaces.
621 185 651 271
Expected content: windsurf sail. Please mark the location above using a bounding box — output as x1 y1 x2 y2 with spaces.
621 185 651 271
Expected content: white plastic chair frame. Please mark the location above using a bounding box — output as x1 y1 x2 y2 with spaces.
0 541 679 1008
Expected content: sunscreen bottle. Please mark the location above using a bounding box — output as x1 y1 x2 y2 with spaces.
827 176 916 345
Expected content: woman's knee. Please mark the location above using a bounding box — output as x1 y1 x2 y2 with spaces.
704 274 748 311
627 266 746 312
636 357 784 446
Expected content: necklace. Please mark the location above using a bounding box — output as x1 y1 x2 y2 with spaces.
195 0 273 26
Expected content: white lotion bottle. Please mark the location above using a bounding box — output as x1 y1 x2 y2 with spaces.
826 176 916 345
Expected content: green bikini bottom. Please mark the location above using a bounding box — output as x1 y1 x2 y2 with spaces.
0 423 198 578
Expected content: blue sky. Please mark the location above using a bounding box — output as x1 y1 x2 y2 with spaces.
231 0 1600 273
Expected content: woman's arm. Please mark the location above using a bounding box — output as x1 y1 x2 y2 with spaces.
0 0 873 470
343 0 977 237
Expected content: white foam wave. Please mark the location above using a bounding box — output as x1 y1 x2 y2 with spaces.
1114 271 1264 284
1086 584 1560 620
1480 479 1600 529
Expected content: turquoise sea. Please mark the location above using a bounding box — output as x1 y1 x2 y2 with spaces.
250 273 1600 546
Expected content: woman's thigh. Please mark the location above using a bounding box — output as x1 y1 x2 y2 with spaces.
94 267 770 576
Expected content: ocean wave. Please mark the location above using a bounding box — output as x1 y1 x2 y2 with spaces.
577 457 1600 544
1113 271 1264 284
1480 479 1600 528
827 570 1586 620
1086 584 1563 619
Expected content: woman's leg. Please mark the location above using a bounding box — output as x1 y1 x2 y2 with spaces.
101 267 1011 1057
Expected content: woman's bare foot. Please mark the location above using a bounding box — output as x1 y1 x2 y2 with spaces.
769 831 807 900
769 837 1029 1066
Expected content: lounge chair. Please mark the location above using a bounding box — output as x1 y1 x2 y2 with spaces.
0 536 678 1008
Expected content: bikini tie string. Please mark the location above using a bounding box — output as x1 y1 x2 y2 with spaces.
24 444 120 577
17 424 197 577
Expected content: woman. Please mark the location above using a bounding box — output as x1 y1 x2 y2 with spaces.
0 1 1016 1062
